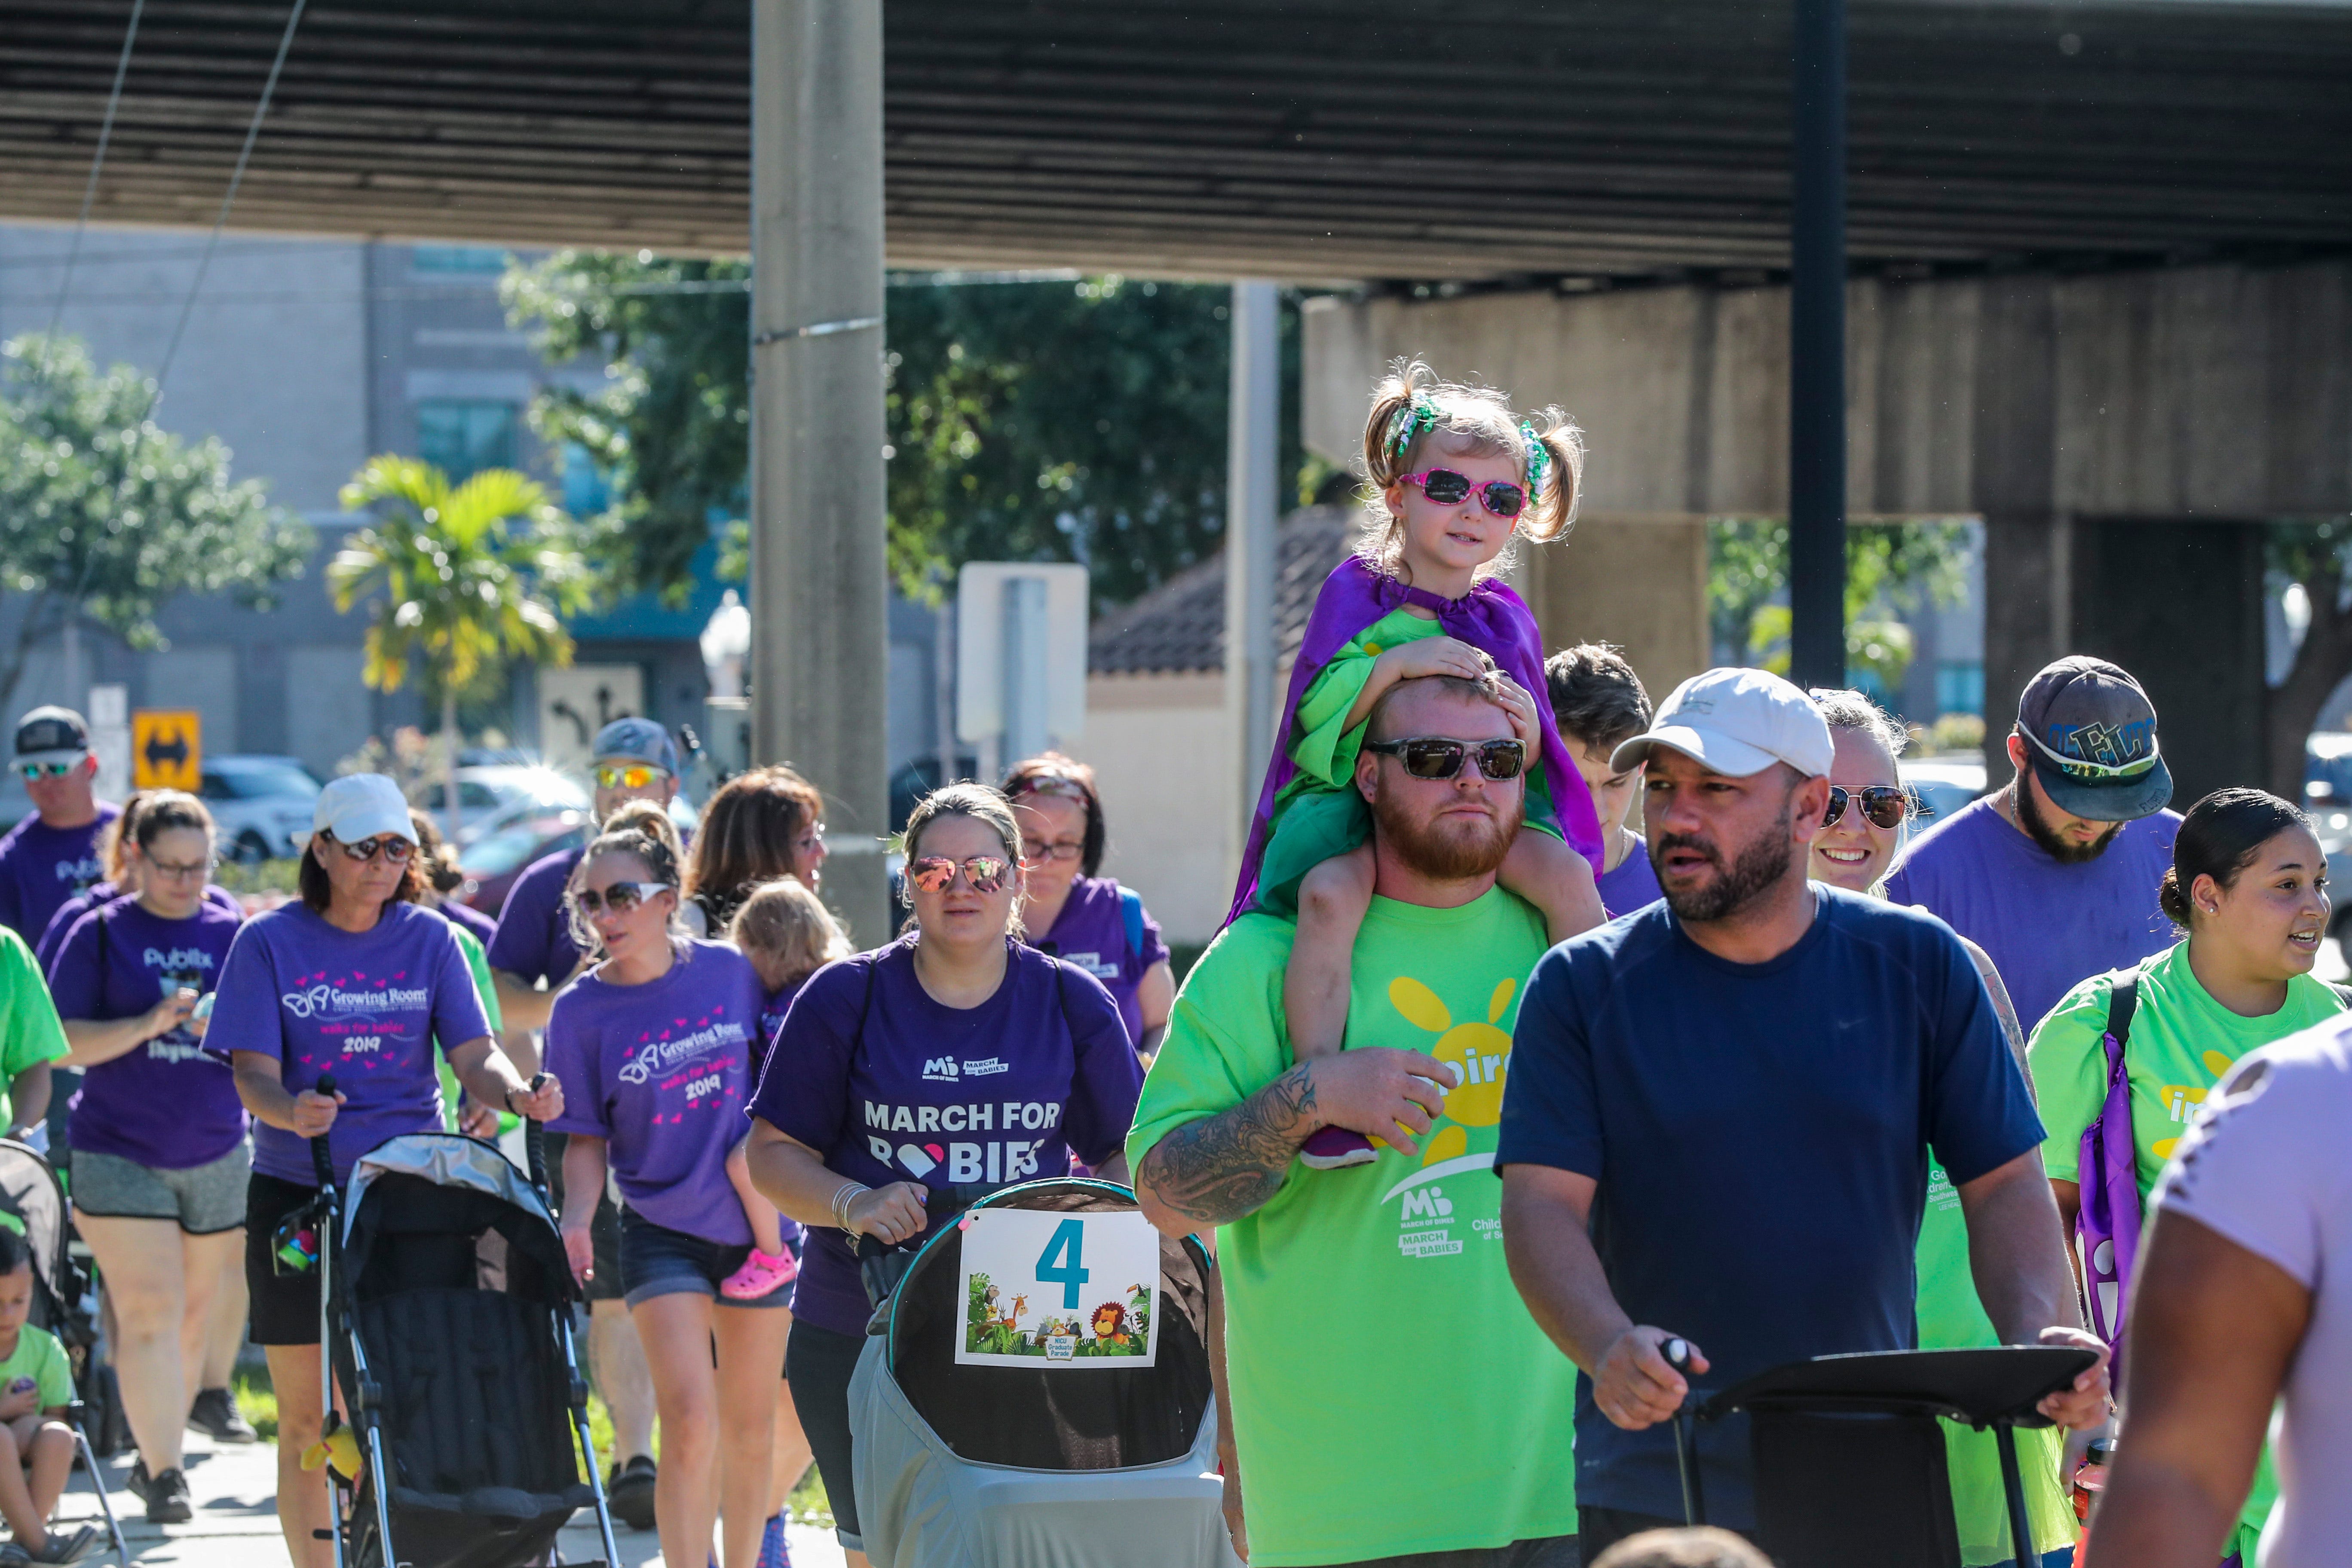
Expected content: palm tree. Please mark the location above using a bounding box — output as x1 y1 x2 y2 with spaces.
329 455 591 843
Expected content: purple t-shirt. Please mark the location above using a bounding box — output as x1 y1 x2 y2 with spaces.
1030 876 1168 1047
438 897 497 948
210 901 492 1184
750 936 1143 1335
545 940 764 1245
47 899 247 1168
485 847 585 989
756 977 808 1084
1885 795 2180 1034
0 805 119 945
38 882 240 968
1596 841 1664 918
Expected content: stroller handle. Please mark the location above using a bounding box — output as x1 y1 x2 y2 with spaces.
308 1074 337 1190
524 1074 551 1192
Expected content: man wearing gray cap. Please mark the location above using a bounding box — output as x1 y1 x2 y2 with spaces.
1497 668 2107 1558
1886 656 2179 1035
0 707 118 946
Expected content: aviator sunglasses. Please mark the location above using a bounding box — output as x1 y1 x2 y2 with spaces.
1823 785 1929 831
906 854 1012 894
572 881 672 916
326 833 414 864
1403 468 1527 520
1363 736 1527 781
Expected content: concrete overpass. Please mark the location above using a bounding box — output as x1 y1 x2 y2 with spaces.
4 0 2349 931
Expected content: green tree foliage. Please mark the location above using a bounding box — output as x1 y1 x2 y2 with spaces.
502 255 1300 610
1708 518 1972 693
328 455 591 835
0 334 309 708
2263 518 2352 798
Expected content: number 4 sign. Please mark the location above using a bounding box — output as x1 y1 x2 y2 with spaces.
955 1207 1162 1369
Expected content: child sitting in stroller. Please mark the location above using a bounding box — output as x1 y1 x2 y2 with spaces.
0 1228 93 1564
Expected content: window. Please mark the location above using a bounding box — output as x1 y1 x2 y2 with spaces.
561 441 612 517
1936 661 1985 718
416 400 517 481
411 245 507 274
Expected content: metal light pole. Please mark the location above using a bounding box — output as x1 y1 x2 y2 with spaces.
749 0 891 946
1225 282 1280 836
1788 0 1848 693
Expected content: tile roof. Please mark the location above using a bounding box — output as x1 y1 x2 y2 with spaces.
1087 505 1362 677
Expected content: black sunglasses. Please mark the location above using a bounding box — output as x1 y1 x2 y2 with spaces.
1363 736 1527 782
1405 468 1527 520
1824 785 1929 830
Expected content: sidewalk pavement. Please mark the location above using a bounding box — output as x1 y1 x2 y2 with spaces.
47 1431 845 1568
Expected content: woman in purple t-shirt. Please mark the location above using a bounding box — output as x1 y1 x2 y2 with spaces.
217 774 560 1568
1001 753 1174 1056
747 783 1143 1563
46 791 245 1522
544 802 785 1568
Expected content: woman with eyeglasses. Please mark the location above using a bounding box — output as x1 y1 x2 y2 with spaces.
34 791 240 973
44 791 248 1523
543 801 785 1568
1806 689 2075 1568
746 783 1143 1568
680 763 829 935
213 773 561 1568
1001 753 1175 1056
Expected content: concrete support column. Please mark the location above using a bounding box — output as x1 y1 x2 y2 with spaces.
1225 281 1280 835
1523 517 1711 702
749 0 890 946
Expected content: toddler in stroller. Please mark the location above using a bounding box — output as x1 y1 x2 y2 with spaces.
0 1228 94 1565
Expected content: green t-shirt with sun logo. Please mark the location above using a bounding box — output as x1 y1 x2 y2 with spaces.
2029 938 2346 1561
1128 888 1577 1567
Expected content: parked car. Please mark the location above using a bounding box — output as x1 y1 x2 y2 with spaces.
414 764 590 846
200 754 326 863
1899 755 1988 825
457 811 590 920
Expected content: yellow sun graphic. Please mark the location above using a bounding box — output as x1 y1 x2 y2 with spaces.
1387 975 1516 1164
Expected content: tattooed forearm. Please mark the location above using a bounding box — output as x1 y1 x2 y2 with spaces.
1137 1064 1318 1226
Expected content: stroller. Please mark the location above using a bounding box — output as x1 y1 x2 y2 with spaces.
0 1139 129 1566
303 1084 620 1568
849 1176 1240 1568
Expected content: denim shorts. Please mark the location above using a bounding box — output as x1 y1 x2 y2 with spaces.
616 1207 791 1310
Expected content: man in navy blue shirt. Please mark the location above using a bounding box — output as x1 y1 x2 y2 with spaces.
1498 667 2110 1558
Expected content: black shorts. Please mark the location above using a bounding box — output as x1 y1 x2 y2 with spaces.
244 1171 333 1347
784 1318 867 1550
541 1130 624 1304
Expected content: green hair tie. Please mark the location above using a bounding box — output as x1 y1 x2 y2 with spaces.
1383 395 1439 464
1519 419 1550 496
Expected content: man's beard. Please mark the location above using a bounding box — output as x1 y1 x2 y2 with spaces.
1372 787 1519 882
2016 777 2122 865
1654 800 1801 924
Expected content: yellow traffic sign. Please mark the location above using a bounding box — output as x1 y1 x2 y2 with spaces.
132 710 202 791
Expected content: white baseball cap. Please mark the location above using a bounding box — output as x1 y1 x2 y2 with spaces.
312 773 416 845
1610 667 1836 780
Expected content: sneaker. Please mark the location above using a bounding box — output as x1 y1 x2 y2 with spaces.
756 1511 792 1568
1298 1126 1377 1169
14 1524 97 1564
187 1385 258 1444
607 1452 658 1531
720 1247 800 1301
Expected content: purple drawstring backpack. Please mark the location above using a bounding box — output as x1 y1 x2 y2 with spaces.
2076 968 2144 1352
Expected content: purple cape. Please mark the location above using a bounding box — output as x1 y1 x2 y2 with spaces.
1224 556 1605 927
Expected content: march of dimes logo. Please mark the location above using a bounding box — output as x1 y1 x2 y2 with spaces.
281 968 432 1069
616 1009 747 1121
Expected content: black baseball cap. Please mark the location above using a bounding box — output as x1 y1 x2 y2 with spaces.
11 707 89 767
2015 657 2172 822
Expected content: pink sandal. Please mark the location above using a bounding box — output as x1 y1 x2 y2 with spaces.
721 1248 800 1301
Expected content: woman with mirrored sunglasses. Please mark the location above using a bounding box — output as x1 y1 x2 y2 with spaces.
542 802 785 1568
1806 689 2076 1568
744 783 1142 1567
1000 753 1176 1059
214 773 560 1568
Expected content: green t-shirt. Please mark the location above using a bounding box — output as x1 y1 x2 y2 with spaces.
2027 939 2342 1556
0 1322 75 1411
0 928 70 1132
1127 890 1580 1566
437 924 513 1134
1286 606 1447 792
1915 1162 2076 1564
